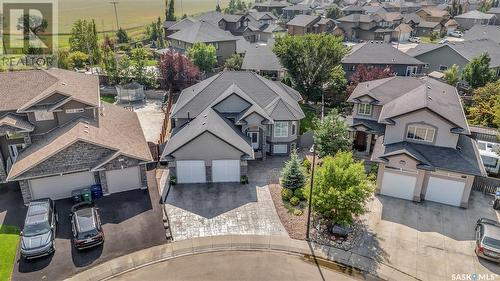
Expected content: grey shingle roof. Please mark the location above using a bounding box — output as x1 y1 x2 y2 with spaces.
345 116 386 134
0 113 34 132
253 1 291 8
463 25 500 44
286 14 319 26
342 41 424 65
241 45 283 72
405 43 442 57
337 14 379 23
162 108 254 159
167 17 197 31
371 135 486 176
171 71 305 121
167 21 237 43
283 4 312 11
196 11 243 24
455 10 496 20
417 20 442 28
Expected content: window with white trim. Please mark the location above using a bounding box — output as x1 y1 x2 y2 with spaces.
274 122 288 137
357 103 372 116
406 125 435 142
34 110 54 121
423 63 430 69
291 121 297 135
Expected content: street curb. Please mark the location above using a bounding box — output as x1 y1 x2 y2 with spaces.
65 235 421 281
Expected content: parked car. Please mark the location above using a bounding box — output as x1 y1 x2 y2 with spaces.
70 202 104 250
438 39 449 44
475 218 500 263
408 37 421 43
20 199 58 259
450 31 463 38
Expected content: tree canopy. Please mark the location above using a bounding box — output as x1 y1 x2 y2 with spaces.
224 54 243 70
166 0 176 21
159 49 200 92
116 28 130 44
325 4 344 19
69 19 101 64
307 152 373 226
347 65 395 93
443 64 460 86
273 34 347 101
187 42 217 72
281 150 307 190
461 53 497 89
468 81 500 128
313 109 351 158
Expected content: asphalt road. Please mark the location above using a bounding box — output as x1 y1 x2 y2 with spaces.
111 251 365 281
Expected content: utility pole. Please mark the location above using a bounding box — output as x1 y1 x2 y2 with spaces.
110 1 120 31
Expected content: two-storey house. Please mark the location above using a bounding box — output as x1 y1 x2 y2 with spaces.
0 69 152 204
161 71 305 184
347 76 485 207
286 15 337 35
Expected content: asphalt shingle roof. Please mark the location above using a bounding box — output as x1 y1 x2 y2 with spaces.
241 45 283 71
342 41 424 65
286 14 319 26
463 25 500 44
455 10 496 20
168 21 237 43
0 114 34 132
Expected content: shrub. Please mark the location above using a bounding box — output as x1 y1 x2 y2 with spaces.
293 209 303 216
169 176 177 185
281 188 293 201
302 159 311 172
290 196 300 206
294 187 305 200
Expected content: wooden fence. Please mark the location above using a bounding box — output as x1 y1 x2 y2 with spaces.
472 176 500 194
158 92 174 144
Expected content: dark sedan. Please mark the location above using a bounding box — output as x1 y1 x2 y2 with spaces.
70 202 104 250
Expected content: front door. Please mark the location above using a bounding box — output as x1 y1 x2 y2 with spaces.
247 132 259 149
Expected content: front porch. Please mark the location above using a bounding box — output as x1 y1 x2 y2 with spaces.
350 130 377 159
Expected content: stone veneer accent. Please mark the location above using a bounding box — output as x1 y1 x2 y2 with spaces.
139 164 148 188
99 171 109 194
19 180 32 204
205 165 212 182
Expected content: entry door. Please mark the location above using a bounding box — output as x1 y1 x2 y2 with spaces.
406 66 418 76
247 132 259 149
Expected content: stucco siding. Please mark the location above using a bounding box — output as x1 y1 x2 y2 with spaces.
213 94 251 113
216 41 237 65
352 103 383 121
56 100 95 125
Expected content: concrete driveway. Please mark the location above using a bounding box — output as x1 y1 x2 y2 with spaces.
355 192 500 280
164 157 289 240
10 172 166 281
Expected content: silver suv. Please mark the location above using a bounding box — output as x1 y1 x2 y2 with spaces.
475 218 500 263
20 199 58 259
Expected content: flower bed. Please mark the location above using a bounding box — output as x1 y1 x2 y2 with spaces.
269 184 307 239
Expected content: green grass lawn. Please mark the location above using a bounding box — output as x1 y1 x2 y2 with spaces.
0 225 20 281
420 36 439 44
300 104 319 134
100 95 116 104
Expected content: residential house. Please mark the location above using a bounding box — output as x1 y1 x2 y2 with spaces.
164 17 198 37
341 41 424 79
463 24 500 43
487 7 500 24
395 23 413 41
414 20 443 36
382 1 423 13
286 15 337 35
444 19 459 34
346 76 485 207
167 21 238 65
161 71 305 184
241 44 284 79
240 12 286 43
470 125 500 175
342 5 366 16
416 7 450 22
0 69 152 204
455 10 497 30
406 39 500 76
337 12 404 42
282 4 313 20
252 1 291 14
196 11 246 34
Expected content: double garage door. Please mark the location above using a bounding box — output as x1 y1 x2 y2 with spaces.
29 167 142 200
176 160 240 184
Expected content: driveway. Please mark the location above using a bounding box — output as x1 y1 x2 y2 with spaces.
10 171 166 281
354 191 500 280
164 157 289 240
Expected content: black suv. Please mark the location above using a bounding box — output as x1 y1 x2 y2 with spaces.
20 199 58 259
70 202 104 250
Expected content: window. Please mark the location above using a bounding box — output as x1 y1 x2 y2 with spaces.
274 122 288 137
423 63 430 69
34 110 54 121
350 65 356 71
65 108 84 114
267 125 271 137
273 144 288 154
439 65 448 71
291 121 297 135
357 103 372 116
481 156 498 168
406 125 435 142
6 132 23 140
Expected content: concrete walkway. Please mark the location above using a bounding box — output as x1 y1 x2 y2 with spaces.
66 235 420 281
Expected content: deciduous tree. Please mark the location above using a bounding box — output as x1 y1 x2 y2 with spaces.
69 19 101 64
116 28 130 44
313 109 351 158
468 81 500 127
443 64 460 86
224 54 243 70
325 4 344 19
187 42 217 72
461 53 496 89
159 49 200 92
347 65 395 93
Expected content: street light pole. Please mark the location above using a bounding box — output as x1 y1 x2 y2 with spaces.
306 144 316 240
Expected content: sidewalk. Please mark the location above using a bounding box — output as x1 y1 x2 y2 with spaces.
66 235 420 281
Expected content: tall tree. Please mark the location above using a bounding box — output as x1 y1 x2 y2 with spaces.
166 0 176 21
130 47 148 85
224 53 243 70
216 3 222 12
443 64 460 86
187 42 217 72
347 65 395 93
313 109 351 158
281 150 306 190
468 81 500 127
461 53 496 89
273 34 347 101
116 28 130 44
325 4 344 19
159 49 200 93
69 19 101 64
307 152 373 226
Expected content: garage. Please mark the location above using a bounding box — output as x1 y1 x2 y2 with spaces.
424 176 466 206
30 171 95 200
106 166 142 194
212 160 240 182
176 160 206 184
379 169 417 200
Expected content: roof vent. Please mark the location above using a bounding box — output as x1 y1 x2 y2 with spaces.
83 129 89 134
202 122 206 125
61 82 66 86
457 145 462 151
427 95 432 100
427 85 431 89
204 114 207 118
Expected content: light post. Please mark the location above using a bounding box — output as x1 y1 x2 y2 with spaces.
306 144 316 240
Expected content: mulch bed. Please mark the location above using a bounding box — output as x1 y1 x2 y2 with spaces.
269 183 307 240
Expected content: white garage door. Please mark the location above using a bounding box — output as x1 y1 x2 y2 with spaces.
425 176 465 206
177 160 206 184
30 171 95 200
212 160 240 182
106 166 142 194
380 170 417 200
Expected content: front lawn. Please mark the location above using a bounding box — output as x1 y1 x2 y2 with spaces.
100 95 116 104
0 225 20 281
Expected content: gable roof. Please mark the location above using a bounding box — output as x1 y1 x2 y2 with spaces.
337 13 379 23
463 25 500 44
167 17 197 31
342 41 424 65
0 114 34 132
171 71 305 121
286 14 320 26
246 11 277 21
283 4 312 11
8 104 152 180
196 11 243 24
0 69 100 112
167 21 237 43
417 7 449 18
241 44 283 72
455 10 496 20
252 0 291 8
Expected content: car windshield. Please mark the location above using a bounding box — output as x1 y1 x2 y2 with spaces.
483 237 500 249
75 208 99 239
23 222 50 237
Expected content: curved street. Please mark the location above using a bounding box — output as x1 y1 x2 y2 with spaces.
110 251 364 281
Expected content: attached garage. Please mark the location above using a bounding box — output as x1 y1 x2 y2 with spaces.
176 160 206 184
424 175 466 206
212 160 240 182
379 169 417 200
30 171 95 200
106 166 142 194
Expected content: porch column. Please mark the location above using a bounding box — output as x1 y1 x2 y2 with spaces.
262 126 267 161
365 133 373 155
